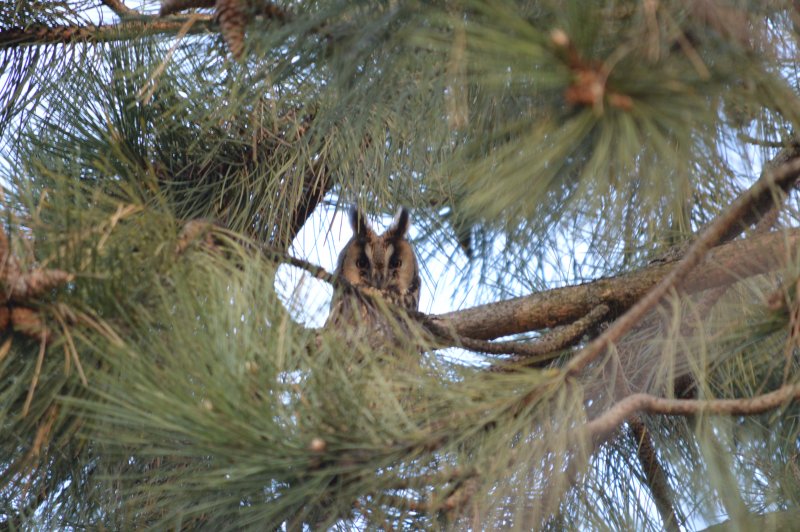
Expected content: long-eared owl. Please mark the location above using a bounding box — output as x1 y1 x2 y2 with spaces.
326 207 420 337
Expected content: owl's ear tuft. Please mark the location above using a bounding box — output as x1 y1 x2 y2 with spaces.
387 207 410 239
349 207 370 238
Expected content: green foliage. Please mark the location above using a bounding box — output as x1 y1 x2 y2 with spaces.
3 0 800 529
51 246 578 528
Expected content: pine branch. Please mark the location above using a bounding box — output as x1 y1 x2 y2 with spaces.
0 19 214 48
158 0 290 57
429 303 609 366
672 196 785 399
279 164 333 251
586 383 800 444
627 420 681 532
718 143 800 243
435 228 800 341
100 0 140 18
566 151 800 377
160 0 216 17
257 225 800 348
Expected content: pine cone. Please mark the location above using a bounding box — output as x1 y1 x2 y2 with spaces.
11 306 47 341
216 0 248 59
0 306 9 330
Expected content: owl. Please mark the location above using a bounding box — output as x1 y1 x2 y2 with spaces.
326 207 420 337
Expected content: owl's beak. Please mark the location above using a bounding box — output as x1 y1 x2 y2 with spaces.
371 271 387 289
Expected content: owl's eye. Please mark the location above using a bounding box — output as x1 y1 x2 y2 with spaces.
356 255 369 269
389 254 401 268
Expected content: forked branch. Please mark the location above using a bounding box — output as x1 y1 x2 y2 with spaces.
566 152 800 377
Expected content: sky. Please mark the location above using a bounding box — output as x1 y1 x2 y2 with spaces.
275 203 476 323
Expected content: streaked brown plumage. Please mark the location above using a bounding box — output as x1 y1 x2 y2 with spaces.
326 207 420 338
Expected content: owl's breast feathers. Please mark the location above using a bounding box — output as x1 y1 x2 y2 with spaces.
326 206 421 338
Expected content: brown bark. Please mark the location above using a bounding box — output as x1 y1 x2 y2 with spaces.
101 0 140 17
434 228 800 341
586 383 800 443
0 20 213 48
160 0 216 17
628 420 681 532
279 167 334 251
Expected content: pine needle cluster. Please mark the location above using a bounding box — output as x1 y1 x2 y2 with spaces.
3 0 800 529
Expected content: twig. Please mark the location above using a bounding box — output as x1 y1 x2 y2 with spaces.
160 0 215 17
0 19 213 48
100 0 139 18
488 304 609 364
137 12 203 104
566 154 800 377
627 420 681 532
586 383 800 444
261 246 340 288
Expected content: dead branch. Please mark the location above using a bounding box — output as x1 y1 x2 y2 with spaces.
261 246 340 287
586 383 800 444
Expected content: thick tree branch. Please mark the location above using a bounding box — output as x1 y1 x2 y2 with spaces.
263 227 800 348
435 228 800 341
567 153 800 376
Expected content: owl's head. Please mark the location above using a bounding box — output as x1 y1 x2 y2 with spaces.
334 206 420 310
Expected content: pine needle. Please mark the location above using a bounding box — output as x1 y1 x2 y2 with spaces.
22 331 47 418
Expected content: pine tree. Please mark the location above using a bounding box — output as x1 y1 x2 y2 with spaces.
3 0 800 529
